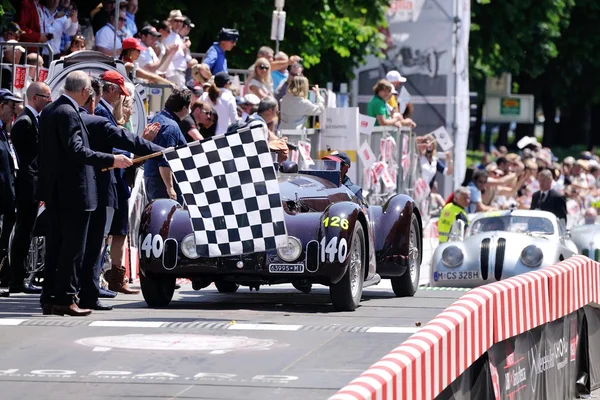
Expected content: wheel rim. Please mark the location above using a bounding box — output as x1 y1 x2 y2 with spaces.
349 234 363 298
408 220 419 284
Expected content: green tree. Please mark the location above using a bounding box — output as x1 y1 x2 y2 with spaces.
469 0 575 148
135 0 388 85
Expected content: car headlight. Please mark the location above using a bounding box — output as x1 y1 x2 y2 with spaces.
521 245 543 268
441 246 463 268
181 234 200 259
277 236 302 262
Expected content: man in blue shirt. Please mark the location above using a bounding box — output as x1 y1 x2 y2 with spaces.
145 88 192 203
201 28 239 75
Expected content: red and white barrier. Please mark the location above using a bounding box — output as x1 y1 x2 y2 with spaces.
329 255 600 400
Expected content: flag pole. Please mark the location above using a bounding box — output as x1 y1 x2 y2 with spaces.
101 150 164 172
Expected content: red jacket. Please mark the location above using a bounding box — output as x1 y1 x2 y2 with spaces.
18 0 42 45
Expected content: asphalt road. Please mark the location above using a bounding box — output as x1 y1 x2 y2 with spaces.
0 274 465 400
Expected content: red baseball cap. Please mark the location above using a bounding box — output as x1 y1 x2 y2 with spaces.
99 70 130 97
122 37 147 52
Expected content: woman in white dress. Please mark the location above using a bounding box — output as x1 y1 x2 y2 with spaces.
247 57 273 99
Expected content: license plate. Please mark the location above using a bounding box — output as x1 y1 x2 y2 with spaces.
268 264 304 273
434 270 479 281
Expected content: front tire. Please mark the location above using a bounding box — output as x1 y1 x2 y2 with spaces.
215 281 239 293
330 224 366 311
391 213 422 297
140 273 176 307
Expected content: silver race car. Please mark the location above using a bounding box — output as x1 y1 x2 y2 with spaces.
570 222 600 261
430 209 577 288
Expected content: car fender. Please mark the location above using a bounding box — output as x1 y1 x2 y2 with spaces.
319 202 365 284
139 199 188 264
370 194 422 277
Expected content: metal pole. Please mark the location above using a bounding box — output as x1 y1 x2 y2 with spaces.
113 1 120 58
275 11 280 54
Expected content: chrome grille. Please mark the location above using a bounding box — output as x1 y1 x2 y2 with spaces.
494 238 506 281
480 238 490 281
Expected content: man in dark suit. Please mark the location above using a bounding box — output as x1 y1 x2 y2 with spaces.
77 91 162 310
0 89 23 298
7 82 52 295
531 169 568 224
37 71 133 316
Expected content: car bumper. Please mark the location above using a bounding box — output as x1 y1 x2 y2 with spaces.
140 250 347 284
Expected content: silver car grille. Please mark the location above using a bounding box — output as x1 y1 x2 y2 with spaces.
480 237 506 282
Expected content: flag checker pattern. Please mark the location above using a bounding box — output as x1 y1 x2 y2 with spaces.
163 126 288 258
329 255 599 400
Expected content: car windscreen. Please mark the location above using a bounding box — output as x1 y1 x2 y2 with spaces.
469 216 555 235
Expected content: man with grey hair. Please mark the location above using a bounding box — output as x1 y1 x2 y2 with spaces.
531 168 567 223
584 207 598 225
438 186 471 243
38 70 133 317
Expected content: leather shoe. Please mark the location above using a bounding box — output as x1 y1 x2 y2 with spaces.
9 282 42 294
52 303 92 316
79 301 113 311
42 304 53 315
99 287 117 298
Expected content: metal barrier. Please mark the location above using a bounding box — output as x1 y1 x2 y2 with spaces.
0 42 54 95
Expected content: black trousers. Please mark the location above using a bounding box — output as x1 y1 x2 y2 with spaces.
41 205 91 306
79 206 107 304
9 200 39 285
0 210 16 284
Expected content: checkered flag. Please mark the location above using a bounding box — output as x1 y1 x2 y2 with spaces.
163 125 288 257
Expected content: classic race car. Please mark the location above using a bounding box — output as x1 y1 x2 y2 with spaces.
570 222 600 261
430 209 577 288
139 160 423 311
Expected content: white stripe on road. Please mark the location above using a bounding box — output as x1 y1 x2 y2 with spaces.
89 321 165 328
0 319 28 326
365 326 421 333
227 323 303 331
92 347 112 352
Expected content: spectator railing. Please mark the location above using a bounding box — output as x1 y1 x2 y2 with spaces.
0 42 54 95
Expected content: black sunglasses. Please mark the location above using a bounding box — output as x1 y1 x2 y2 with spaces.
258 64 269 70
119 17 126 22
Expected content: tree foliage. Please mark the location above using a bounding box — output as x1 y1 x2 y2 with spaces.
135 0 388 84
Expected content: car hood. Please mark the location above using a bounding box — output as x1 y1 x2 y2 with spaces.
571 225 600 249
277 173 355 212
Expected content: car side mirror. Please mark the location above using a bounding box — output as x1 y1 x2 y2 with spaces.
449 220 466 242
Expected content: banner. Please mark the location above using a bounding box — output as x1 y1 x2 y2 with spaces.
435 309 588 400
485 310 585 400
318 107 360 182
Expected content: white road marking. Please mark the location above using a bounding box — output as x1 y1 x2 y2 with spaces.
0 319 27 326
227 323 302 331
92 347 112 352
365 327 421 334
89 321 165 328
76 334 282 352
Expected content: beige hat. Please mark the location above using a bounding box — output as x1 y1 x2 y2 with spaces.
169 10 185 20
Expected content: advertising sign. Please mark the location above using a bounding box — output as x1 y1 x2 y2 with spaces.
318 107 360 182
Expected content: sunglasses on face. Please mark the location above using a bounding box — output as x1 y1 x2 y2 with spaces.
258 64 269 70
477 179 487 184
118 17 126 22
201 109 212 116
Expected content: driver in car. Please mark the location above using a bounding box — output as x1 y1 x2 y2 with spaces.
322 151 363 201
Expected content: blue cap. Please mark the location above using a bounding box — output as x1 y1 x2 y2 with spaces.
322 151 351 167
0 89 23 103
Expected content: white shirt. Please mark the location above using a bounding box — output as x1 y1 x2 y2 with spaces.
42 7 78 55
95 23 122 52
200 88 239 135
138 46 159 69
163 31 189 73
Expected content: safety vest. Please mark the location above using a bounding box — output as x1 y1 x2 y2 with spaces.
438 202 468 243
